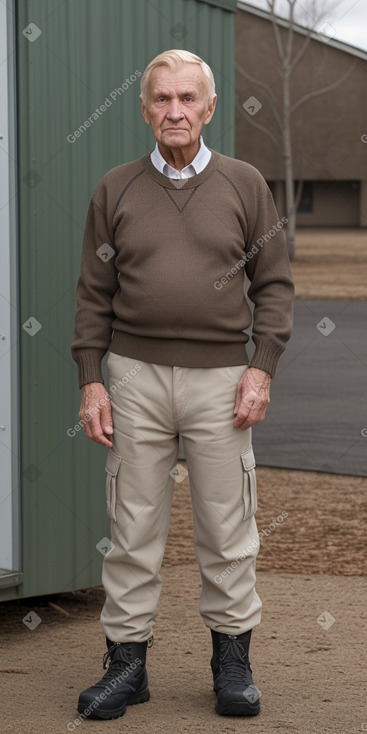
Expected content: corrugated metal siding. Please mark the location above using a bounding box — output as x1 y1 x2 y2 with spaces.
9 0 235 601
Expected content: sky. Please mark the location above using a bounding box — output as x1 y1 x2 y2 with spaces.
241 0 367 52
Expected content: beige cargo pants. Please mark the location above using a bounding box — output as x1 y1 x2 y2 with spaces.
100 351 262 643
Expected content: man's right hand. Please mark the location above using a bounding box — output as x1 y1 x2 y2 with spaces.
79 382 114 448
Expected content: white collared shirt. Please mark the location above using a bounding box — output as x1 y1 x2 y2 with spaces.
150 135 211 179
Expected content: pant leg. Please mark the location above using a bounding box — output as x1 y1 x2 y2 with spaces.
178 364 262 636
100 352 179 643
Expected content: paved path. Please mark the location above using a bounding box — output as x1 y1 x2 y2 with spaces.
179 300 367 476
252 300 367 477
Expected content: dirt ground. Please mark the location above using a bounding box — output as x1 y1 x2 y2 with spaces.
1 465 366 734
164 466 367 577
1 569 366 734
1 230 366 732
291 228 367 300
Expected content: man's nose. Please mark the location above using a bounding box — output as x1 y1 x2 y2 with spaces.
166 100 184 120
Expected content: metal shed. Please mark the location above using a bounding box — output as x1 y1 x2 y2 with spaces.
0 0 237 601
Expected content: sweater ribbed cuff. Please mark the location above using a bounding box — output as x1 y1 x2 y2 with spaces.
74 349 106 389
249 338 284 378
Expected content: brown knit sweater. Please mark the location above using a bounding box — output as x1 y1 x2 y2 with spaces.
71 150 294 388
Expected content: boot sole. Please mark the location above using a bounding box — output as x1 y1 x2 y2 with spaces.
215 700 260 717
77 688 150 720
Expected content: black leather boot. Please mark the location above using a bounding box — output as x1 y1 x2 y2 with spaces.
77 636 152 720
210 629 260 716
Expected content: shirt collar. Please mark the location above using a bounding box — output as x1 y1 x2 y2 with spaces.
150 135 211 179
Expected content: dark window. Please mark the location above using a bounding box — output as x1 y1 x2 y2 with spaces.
296 181 313 213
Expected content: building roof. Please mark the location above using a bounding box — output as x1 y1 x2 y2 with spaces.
237 1 367 61
199 0 237 10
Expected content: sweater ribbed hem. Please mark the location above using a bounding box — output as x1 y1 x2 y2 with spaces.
75 348 106 389
249 338 284 378
109 331 250 369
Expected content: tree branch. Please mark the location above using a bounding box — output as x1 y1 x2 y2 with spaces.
236 97 281 150
267 0 285 62
285 0 296 63
235 61 283 130
290 59 357 114
289 34 312 72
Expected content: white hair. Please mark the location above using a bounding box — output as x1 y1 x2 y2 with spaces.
140 49 216 104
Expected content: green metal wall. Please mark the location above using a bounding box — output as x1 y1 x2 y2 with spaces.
4 0 236 601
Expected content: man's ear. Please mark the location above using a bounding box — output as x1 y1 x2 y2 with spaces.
140 95 151 125
203 95 217 125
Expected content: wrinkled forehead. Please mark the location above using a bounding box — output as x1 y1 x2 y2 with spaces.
149 63 208 95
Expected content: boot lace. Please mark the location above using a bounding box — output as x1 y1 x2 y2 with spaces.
218 636 252 683
101 643 134 682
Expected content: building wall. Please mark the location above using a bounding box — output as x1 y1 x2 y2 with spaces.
2 0 236 602
235 8 367 226
296 182 360 227
271 180 361 227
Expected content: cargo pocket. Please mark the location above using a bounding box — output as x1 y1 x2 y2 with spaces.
105 449 122 522
240 446 257 521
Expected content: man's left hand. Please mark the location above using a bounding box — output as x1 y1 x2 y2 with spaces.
233 367 271 430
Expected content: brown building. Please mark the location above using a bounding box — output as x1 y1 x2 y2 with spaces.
235 2 367 227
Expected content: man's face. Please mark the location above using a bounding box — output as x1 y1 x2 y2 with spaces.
140 63 217 149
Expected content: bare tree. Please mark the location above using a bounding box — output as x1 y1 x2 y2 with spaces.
236 0 357 259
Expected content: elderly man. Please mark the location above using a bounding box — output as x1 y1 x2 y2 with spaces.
71 49 294 721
